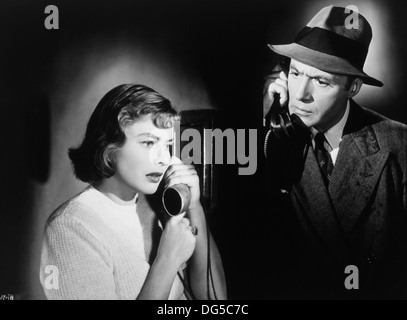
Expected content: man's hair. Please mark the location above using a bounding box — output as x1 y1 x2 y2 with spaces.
68 84 179 184
343 75 358 91
275 58 359 91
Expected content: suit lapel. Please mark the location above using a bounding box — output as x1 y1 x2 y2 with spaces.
292 143 350 261
329 119 389 234
291 100 390 259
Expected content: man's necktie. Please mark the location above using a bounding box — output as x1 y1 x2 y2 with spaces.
314 132 334 184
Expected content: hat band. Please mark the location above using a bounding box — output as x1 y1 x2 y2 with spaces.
295 27 368 69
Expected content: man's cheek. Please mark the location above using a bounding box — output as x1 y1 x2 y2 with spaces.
288 104 295 115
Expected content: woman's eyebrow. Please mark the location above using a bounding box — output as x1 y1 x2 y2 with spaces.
136 133 159 140
136 133 174 143
289 66 299 73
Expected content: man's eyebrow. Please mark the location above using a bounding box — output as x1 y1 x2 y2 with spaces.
290 67 332 81
312 75 331 81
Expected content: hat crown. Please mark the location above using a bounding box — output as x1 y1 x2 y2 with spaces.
267 5 383 86
307 5 372 48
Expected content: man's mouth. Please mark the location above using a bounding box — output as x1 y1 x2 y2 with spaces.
146 172 163 183
293 106 312 116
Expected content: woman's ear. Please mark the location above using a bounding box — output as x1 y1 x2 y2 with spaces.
348 78 363 98
103 147 117 173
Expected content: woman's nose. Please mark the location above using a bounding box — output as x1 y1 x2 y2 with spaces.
154 144 171 166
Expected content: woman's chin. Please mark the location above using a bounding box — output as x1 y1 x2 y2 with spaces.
140 184 160 195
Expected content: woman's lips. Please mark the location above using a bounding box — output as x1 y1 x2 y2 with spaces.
146 172 163 183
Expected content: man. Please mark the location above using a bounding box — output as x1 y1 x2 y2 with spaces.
262 5 407 299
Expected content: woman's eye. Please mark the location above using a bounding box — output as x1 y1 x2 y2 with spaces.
289 71 300 78
142 141 155 147
167 144 173 153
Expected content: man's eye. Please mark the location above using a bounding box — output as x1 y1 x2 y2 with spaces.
314 79 329 87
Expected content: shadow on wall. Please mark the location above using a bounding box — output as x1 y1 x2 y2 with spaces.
0 92 50 299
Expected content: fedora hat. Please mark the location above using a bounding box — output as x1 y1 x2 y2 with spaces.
268 5 383 87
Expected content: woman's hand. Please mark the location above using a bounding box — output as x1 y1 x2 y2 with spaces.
163 161 201 211
160 160 227 300
155 213 196 271
138 213 197 299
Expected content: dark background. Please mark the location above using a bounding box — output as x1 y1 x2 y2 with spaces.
0 0 406 299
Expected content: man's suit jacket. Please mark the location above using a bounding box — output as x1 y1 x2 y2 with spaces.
284 100 407 299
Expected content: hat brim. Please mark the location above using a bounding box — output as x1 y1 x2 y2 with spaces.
268 43 383 87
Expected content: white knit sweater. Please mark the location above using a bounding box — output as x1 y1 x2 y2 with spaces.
39 186 185 300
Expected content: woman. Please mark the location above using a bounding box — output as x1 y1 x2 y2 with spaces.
39 84 226 300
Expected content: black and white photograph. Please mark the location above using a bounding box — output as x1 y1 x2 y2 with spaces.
0 0 406 303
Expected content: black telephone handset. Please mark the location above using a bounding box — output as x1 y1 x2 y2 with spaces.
264 101 307 158
263 66 309 189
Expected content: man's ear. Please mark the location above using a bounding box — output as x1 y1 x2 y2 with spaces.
348 78 363 98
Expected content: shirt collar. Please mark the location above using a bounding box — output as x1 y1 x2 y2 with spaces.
310 100 350 149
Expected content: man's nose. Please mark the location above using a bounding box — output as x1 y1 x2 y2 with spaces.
294 78 313 103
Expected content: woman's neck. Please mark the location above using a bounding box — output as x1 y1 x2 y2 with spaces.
93 178 138 206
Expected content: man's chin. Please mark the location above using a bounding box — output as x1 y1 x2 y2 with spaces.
294 115 313 128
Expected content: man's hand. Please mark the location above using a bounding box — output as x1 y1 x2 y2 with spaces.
263 69 289 120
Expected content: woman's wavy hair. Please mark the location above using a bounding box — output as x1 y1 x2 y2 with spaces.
68 84 179 184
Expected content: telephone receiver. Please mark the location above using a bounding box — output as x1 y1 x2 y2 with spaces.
159 154 192 217
263 68 309 188
264 94 308 160
268 102 306 141
162 183 191 216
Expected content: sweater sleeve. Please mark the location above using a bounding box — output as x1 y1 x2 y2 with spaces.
39 214 118 300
